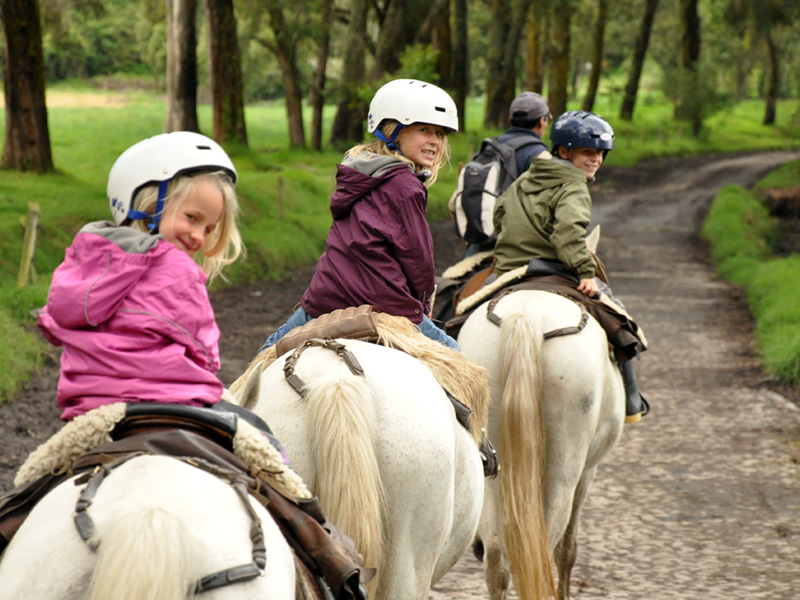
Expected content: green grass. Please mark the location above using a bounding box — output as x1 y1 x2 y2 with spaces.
1 88 800 404
702 160 800 385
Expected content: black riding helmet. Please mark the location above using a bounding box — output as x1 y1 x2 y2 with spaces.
550 110 614 158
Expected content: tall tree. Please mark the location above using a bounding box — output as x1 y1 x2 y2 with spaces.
330 0 368 145
581 0 608 112
619 0 659 121
164 0 200 133
548 0 571 118
724 0 799 125
1 0 53 172
206 0 248 144
484 0 535 128
674 0 702 134
309 0 334 150
525 0 549 94
452 0 469 131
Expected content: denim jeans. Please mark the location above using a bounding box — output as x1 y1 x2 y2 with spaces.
260 307 460 352
417 314 461 350
259 306 313 352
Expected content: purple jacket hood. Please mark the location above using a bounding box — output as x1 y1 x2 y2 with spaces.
302 153 436 323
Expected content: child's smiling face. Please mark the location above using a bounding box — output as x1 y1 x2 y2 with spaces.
159 178 224 255
397 123 446 169
561 147 605 179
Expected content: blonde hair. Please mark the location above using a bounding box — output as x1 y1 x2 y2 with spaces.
349 120 451 186
128 171 243 282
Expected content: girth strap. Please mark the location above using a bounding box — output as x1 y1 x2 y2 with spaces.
283 338 365 398
72 455 268 595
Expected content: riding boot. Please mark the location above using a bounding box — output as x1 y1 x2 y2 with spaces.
620 359 649 423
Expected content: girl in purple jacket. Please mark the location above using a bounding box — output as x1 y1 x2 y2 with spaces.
262 79 461 351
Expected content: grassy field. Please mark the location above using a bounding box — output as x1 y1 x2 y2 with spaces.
1 85 799 403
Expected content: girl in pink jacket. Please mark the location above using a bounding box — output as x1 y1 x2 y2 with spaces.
38 132 243 422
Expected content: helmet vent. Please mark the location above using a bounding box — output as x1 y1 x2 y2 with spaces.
434 106 446 113
197 145 212 150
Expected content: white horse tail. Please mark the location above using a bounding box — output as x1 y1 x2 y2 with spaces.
304 374 386 592
499 311 557 599
88 507 197 600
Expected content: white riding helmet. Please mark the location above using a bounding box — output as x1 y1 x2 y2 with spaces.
107 131 237 226
367 79 459 135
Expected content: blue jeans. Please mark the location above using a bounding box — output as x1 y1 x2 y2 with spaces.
418 315 461 350
260 307 460 352
260 307 312 352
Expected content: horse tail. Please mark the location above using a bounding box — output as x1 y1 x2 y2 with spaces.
88 507 197 600
304 373 386 592
499 311 557 599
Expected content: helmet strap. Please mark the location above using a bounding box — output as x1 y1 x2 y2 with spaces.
125 180 169 233
147 180 170 233
375 123 405 151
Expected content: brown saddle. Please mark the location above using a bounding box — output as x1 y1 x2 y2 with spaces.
0 406 373 600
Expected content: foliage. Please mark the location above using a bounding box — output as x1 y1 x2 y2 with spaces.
700 185 774 284
0 301 44 404
702 160 800 385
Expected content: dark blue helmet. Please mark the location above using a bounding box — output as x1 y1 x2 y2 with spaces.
550 110 614 156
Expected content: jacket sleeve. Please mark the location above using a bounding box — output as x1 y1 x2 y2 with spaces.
383 183 436 312
550 183 596 279
44 239 150 329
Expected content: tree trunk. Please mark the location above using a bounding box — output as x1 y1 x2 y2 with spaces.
581 0 607 112
430 0 452 89
452 0 468 131
205 0 248 145
1 0 53 173
619 0 659 121
525 0 548 94
164 0 200 133
548 0 571 118
763 30 778 125
264 2 306 148
331 0 368 145
484 0 534 129
673 0 701 135
309 0 334 150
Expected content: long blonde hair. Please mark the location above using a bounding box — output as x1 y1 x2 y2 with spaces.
128 171 243 282
348 120 451 186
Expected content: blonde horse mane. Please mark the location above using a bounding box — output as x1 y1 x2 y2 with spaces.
231 312 490 446
499 311 557 599
303 373 386 595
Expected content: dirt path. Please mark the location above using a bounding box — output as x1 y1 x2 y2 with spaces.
2 151 800 600
429 150 800 600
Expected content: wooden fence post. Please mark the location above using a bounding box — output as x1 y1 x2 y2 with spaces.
17 203 40 289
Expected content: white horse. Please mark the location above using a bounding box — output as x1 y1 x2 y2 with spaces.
457 290 625 600
0 454 298 600
232 338 485 600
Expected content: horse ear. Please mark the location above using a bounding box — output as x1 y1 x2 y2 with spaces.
586 225 601 254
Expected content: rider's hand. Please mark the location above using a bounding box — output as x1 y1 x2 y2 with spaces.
577 277 599 298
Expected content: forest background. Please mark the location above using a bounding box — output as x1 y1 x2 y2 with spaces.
1 0 800 403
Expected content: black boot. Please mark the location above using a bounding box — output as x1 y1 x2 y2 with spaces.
620 359 649 423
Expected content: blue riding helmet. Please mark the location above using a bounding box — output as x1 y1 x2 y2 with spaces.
550 110 614 157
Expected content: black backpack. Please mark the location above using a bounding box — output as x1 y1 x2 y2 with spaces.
451 135 541 245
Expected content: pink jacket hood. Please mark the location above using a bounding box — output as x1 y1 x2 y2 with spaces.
38 221 223 420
